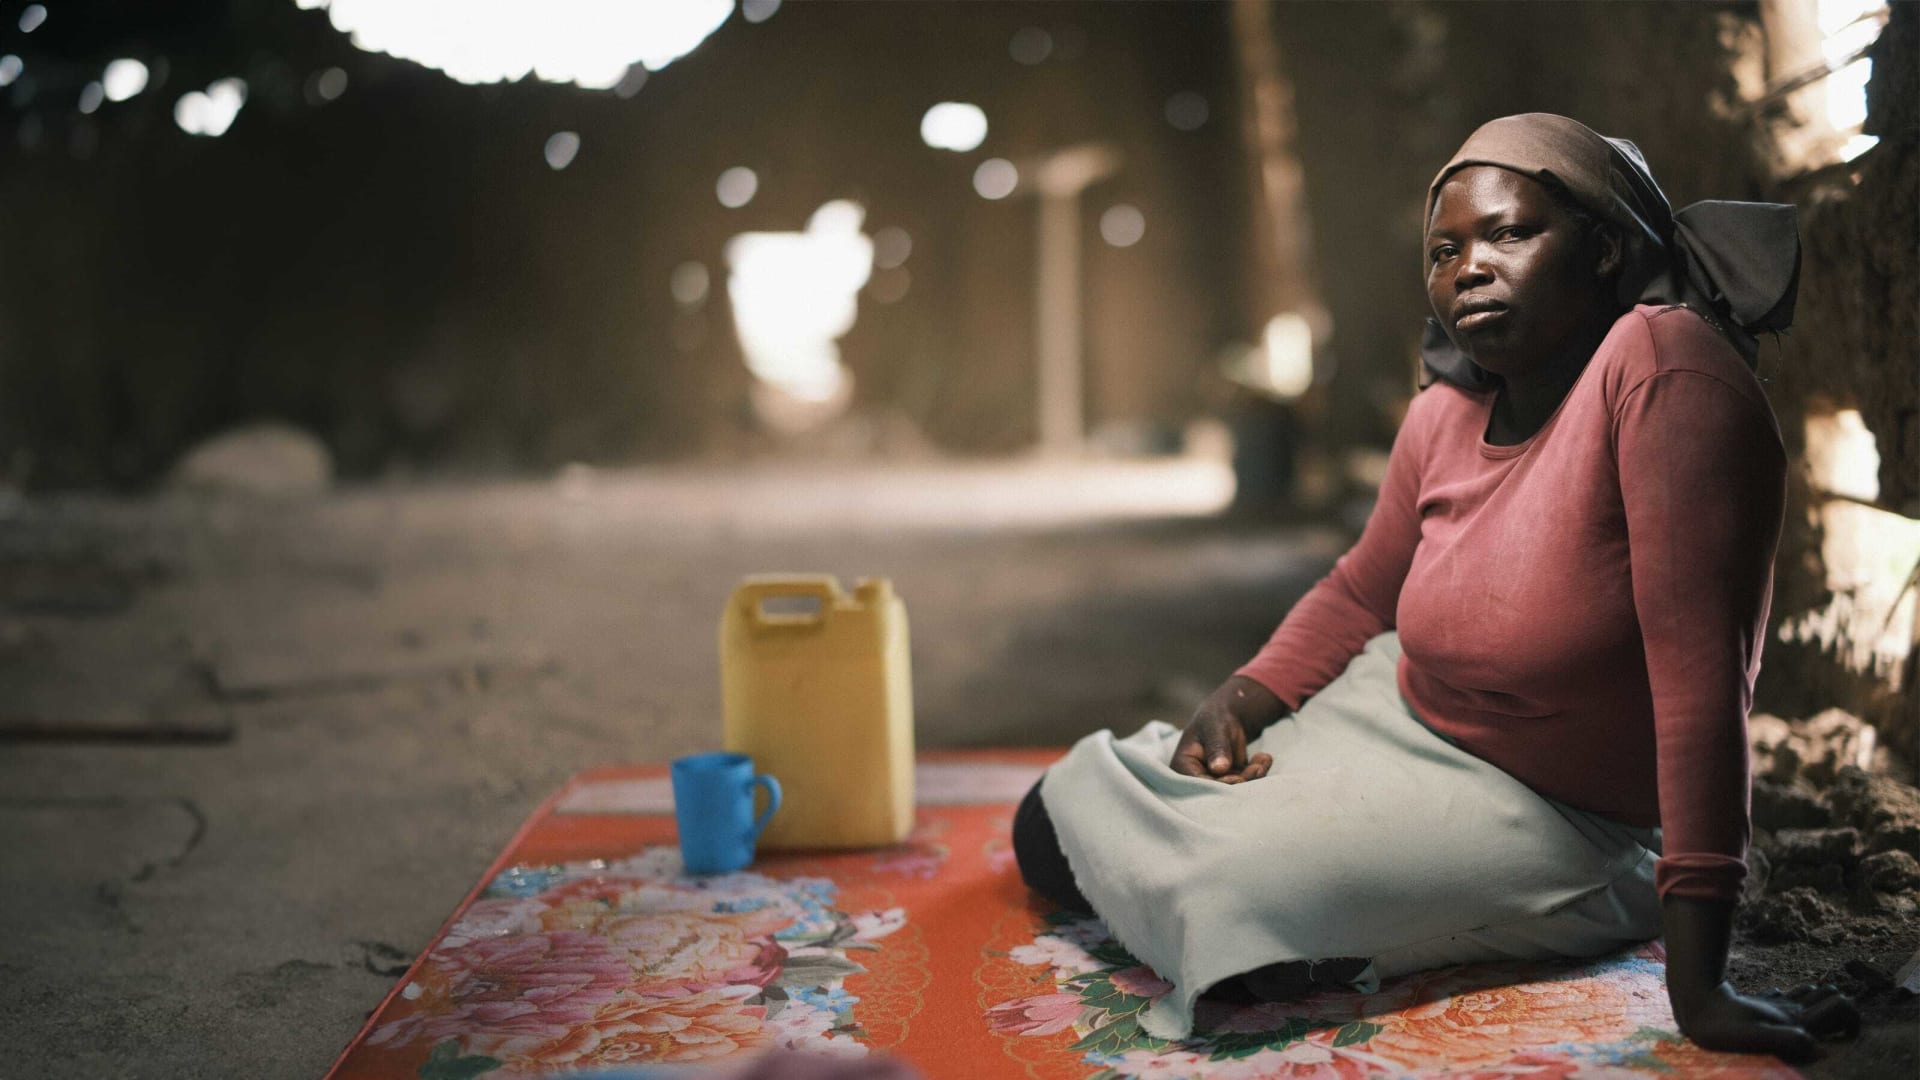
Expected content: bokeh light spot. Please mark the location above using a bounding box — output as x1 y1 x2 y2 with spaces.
919 102 987 152
17 4 45 33
544 131 581 170
1164 91 1208 131
873 226 912 270
311 66 349 102
1100 204 1146 248
174 78 248 137
78 81 104 115
103 59 149 103
670 261 710 307
742 0 782 24
717 166 759 208
973 158 1018 200
1009 26 1052 65
0 56 20 88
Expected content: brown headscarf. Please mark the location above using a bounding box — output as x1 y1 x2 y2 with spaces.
1419 113 1801 392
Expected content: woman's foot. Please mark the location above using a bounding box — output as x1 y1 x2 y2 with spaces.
1214 956 1373 1003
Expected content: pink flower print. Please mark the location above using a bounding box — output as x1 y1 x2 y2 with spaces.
1453 1049 1585 1080
600 912 785 992
873 845 947 878
1108 965 1173 999
1008 934 1101 977
985 992 1084 1037
1112 1047 1212 1079
476 984 769 1072
851 907 907 942
1248 1039 1379 1080
369 931 629 1048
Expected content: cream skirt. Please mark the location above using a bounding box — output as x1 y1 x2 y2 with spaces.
1039 630 1664 1040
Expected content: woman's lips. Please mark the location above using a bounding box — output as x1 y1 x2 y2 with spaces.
1455 307 1508 332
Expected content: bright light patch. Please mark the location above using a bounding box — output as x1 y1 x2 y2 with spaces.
726 200 874 416
973 158 1018 200
1805 408 1881 502
1260 313 1315 399
1841 133 1880 161
17 5 45 33
717 166 758 208
175 78 248 137
292 0 732 88
742 0 781 24
103 59 149 102
78 82 104 115
544 131 580 170
0 56 20 88
1165 91 1208 131
919 102 987 152
1099 204 1146 248
1817 0 1882 136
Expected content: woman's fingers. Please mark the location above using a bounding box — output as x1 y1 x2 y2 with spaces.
1238 753 1273 782
1742 1021 1819 1064
1782 982 1835 1002
1799 993 1861 1039
1169 732 1210 777
1199 721 1237 774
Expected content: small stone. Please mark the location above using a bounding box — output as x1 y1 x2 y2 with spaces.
1737 886 1843 945
1752 779 1831 830
1767 826 1861 865
1861 849 1920 893
168 423 332 498
1866 823 1920 860
1843 956 1895 992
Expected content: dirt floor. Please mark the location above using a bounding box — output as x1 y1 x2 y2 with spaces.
0 462 1912 1078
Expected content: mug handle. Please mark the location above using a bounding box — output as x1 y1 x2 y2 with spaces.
747 775 782 841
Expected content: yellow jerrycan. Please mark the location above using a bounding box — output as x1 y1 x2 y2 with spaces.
720 575 915 850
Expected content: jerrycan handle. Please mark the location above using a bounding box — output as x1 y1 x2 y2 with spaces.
736 576 841 628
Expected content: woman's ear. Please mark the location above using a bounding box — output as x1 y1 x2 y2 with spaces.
1594 225 1623 279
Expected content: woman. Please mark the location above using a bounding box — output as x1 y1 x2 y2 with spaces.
1012 114 1857 1061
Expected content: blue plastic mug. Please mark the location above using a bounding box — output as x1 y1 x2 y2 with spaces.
670 752 782 874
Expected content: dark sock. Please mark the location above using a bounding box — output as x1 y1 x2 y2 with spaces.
1011 780 1095 915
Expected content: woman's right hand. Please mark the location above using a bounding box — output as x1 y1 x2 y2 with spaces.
1170 675 1288 783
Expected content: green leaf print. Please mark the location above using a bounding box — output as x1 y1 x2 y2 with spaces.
779 954 868 987
417 1040 502 1080
1331 1020 1382 1047
1069 1015 1167 1058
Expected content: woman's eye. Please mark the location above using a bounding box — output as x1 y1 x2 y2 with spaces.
1428 246 1455 264
1497 227 1532 241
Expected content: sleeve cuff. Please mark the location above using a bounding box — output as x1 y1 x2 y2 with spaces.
1654 853 1747 903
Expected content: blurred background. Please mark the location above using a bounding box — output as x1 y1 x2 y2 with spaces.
0 2 1915 1074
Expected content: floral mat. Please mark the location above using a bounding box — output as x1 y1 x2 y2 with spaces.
326 751 1800 1080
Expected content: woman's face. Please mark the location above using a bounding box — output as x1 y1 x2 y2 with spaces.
1425 165 1617 377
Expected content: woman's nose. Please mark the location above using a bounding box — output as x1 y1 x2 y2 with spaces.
1453 245 1494 289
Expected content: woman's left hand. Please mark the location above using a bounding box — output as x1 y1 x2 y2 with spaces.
1674 980 1858 1063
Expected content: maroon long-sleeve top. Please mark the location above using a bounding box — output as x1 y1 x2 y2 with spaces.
1237 304 1787 903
